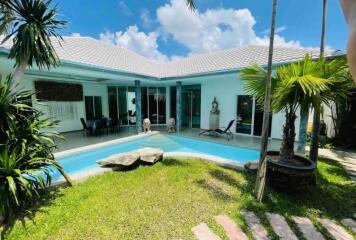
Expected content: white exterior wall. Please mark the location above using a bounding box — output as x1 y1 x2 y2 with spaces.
180 72 300 140
16 77 109 133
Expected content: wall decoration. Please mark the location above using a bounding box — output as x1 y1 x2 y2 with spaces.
35 81 83 101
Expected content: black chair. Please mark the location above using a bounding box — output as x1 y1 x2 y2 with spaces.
199 120 235 141
80 118 93 137
110 118 120 133
97 118 109 136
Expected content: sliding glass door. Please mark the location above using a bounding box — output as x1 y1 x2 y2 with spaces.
108 86 166 126
85 96 102 120
236 95 271 137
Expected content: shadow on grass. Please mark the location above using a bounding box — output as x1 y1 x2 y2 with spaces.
1 187 63 239
161 158 192 167
241 158 356 219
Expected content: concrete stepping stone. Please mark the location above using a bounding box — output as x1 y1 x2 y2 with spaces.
319 218 354 240
266 213 298 240
341 218 356 232
192 223 222 240
215 215 248 240
241 211 269 240
292 216 325 240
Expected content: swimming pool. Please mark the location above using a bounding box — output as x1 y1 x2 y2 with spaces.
52 134 259 180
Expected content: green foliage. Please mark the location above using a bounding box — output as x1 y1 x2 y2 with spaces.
240 55 353 160
0 77 65 222
0 0 66 69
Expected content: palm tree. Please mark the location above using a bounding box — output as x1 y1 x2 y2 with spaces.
184 0 278 202
310 0 328 162
241 56 351 170
0 0 66 89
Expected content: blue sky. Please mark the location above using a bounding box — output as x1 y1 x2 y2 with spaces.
56 0 348 62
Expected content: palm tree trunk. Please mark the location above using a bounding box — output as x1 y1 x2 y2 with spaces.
254 0 278 202
57 167 73 186
11 60 27 90
310 0 327 163
280 111 296 161
297 111 308 152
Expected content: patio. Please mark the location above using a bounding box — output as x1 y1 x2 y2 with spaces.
56 127 284 153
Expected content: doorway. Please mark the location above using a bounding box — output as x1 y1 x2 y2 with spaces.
181 86 201 128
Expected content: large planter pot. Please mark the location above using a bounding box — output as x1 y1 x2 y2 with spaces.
266 151 316 193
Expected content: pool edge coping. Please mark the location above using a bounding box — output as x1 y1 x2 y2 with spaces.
54 131 159 159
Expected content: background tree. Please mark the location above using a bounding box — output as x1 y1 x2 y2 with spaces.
309 0 328 162
0 0 66 89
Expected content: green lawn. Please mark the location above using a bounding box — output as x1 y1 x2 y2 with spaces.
2 158 356 239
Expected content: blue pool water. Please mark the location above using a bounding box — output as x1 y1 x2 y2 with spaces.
52 134 259 180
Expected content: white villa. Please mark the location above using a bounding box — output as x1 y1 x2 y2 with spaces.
0 36 337 139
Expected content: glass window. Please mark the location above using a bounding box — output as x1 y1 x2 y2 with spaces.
236 95 253 134
148 87 158 124
127 87 136 125
85 96 94 120
158 87 166 124
108 87 118 120
141 87 148 119
192 89 201 128
253 103 272 137
170 86 176 119
94 96 102 118
118 87 128 125
85 96 102 120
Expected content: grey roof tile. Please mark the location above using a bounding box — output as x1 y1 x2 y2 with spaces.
0 36 337 79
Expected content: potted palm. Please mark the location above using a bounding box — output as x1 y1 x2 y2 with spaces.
240 55 351 192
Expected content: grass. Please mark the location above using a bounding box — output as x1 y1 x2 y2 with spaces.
1 158 355 239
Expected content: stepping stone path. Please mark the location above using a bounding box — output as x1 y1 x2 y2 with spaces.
192 212 355 240
341 218 356 232
266 213 298 240
319 218 354 240
192 223 221 240
292 216 325 240
241 211 269 240
215 215 248 240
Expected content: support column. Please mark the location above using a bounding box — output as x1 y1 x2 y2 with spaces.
176 81 182 132
135 80 142 133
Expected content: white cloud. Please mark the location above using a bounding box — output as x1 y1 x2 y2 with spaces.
157 0 305 54
118 1 132 16
99 25 168 62
261 25 287 35
140 9 153 28
99 0 321 62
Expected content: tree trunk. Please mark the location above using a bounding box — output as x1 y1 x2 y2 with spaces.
310 107 320 162
57 167 73 186
297 110 308 152
11 61 27 91
280 111 296 162
310 0 327 163
254 0 277 202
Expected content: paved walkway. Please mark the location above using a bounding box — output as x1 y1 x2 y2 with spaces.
192 212 355 240
315 147 356 182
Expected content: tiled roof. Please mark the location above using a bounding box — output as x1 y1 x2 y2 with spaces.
0 36 336 79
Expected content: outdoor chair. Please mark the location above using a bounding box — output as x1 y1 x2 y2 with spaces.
80 118 93 137
97 117 109 136
110 118 120 133
199 120 234 141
